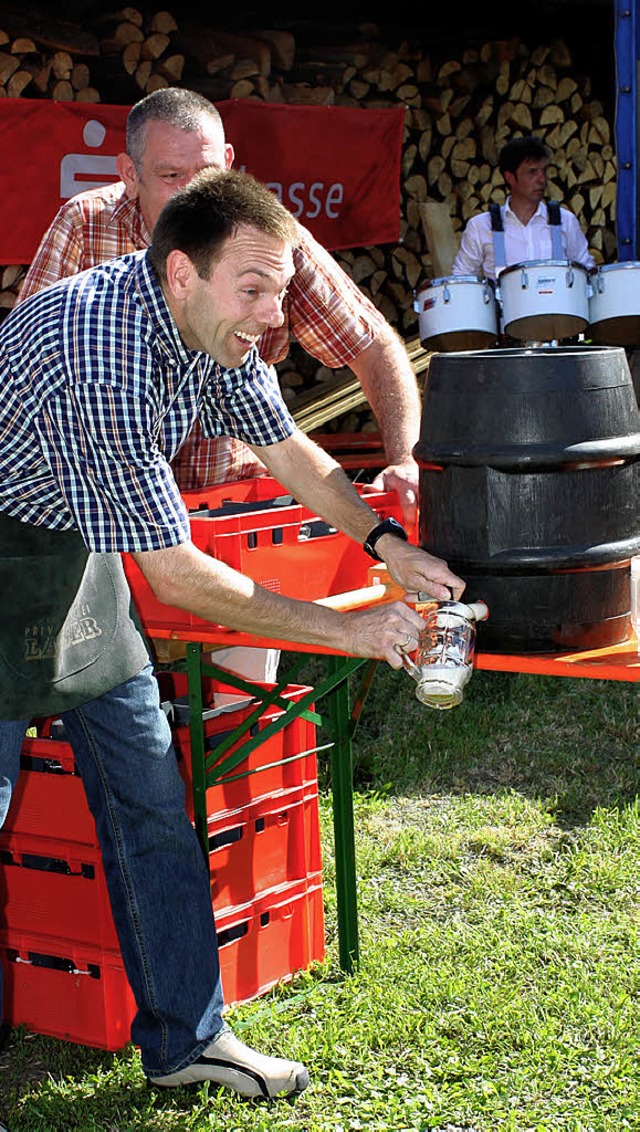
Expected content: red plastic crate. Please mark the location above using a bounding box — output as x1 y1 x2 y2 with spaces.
158 675 319 818
0 786 322 952
2 728 97 848
123 477 403 635
0 928 135 1052
1 680 320 944
207 785 322 909
0 875 325 1049
4 676 318 841
0 831 118 950
215 873 325 1007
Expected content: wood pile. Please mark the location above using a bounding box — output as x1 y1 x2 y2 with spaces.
0 8 618 434
95 8 189 100
405 36 618 264
0 7 101 101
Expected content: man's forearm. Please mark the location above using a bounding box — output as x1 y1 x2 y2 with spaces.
131 537 441 668
349 330 421 465
246 429 463 600
250 430 384 546
133 541 349 650
132 420 464 662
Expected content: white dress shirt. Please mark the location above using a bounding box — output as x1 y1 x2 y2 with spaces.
452 197 595 281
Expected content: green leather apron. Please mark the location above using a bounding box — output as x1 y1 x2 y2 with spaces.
0 514 150 720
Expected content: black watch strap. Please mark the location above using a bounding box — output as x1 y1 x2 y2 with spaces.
363 516 409 561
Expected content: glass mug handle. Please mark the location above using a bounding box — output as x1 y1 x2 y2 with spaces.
400 650 424 681
400 594 439 678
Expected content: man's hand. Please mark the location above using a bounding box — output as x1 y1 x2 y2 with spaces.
341 600 428 669
375 534 465 602
365 458 419 528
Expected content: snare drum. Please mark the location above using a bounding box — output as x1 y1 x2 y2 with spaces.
588 262 640 346
498 259 589 341
415 275 498 352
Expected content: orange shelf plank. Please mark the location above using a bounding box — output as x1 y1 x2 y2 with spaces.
474 636 640 682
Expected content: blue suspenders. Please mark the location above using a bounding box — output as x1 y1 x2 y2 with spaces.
489 202 507 271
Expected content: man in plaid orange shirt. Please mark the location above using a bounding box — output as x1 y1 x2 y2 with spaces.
20 87 421 524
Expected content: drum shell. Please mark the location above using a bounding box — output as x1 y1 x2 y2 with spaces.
416 275 498 352
589 262 640 346
499 259 589 341
415 346 640 652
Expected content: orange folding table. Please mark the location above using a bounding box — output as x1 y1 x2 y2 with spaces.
149 581 640 975
126 473 638 973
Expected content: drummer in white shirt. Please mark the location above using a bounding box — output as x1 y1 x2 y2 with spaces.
452 135 595 281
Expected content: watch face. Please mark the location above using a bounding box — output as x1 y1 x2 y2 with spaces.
364 517 407 559
382 518 406 539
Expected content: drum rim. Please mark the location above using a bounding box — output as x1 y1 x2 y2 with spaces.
588 261 640 275
419 274 492 290
500 259 589 277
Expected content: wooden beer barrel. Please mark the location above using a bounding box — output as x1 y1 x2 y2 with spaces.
415 346 640 651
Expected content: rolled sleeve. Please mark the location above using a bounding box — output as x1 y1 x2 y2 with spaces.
39 385 190 553
258 225 389 368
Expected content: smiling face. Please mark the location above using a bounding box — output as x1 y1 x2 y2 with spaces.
117 119 234 233
166 223 295 368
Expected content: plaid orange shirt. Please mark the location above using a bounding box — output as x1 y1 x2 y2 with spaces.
20 182 388 489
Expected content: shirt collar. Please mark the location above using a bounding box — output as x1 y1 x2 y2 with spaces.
504 196 548 223
110 188 152 247
134 253 213 371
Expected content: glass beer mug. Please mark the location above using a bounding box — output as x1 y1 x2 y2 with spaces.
401 599 489 710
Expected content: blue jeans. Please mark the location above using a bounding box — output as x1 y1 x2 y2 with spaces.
0 661 224 1076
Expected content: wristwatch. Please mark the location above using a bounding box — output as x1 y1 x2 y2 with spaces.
363 516 409 561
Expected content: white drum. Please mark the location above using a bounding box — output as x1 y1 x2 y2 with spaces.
498 259 589 341
589 261 640 346
416 275 498 352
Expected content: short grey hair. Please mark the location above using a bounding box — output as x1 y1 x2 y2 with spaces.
126 88 225 171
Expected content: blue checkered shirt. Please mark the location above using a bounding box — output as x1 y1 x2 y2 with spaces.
0 252 295 552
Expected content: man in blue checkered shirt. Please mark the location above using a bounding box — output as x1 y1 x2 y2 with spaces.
0 168 463 1101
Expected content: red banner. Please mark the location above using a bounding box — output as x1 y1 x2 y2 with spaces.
0 98 404 265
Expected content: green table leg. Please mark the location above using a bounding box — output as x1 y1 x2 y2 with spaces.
326 654 359 972
182 645 374 972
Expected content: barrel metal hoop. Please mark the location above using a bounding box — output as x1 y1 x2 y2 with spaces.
417 435 640 468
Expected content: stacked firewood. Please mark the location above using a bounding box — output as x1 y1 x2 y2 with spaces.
406 37 617 264
95 8 185 100
0 12 101 102
0 8 617 433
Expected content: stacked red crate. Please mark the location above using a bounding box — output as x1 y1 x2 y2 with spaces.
0 724 137 1048
162 672 326 1004
0 677 324 1050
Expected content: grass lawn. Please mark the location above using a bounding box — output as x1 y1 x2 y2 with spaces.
1 665 638 1131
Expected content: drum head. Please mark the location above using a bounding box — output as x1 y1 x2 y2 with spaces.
421 328 498 352
589 315 640 347
505 312 587 341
